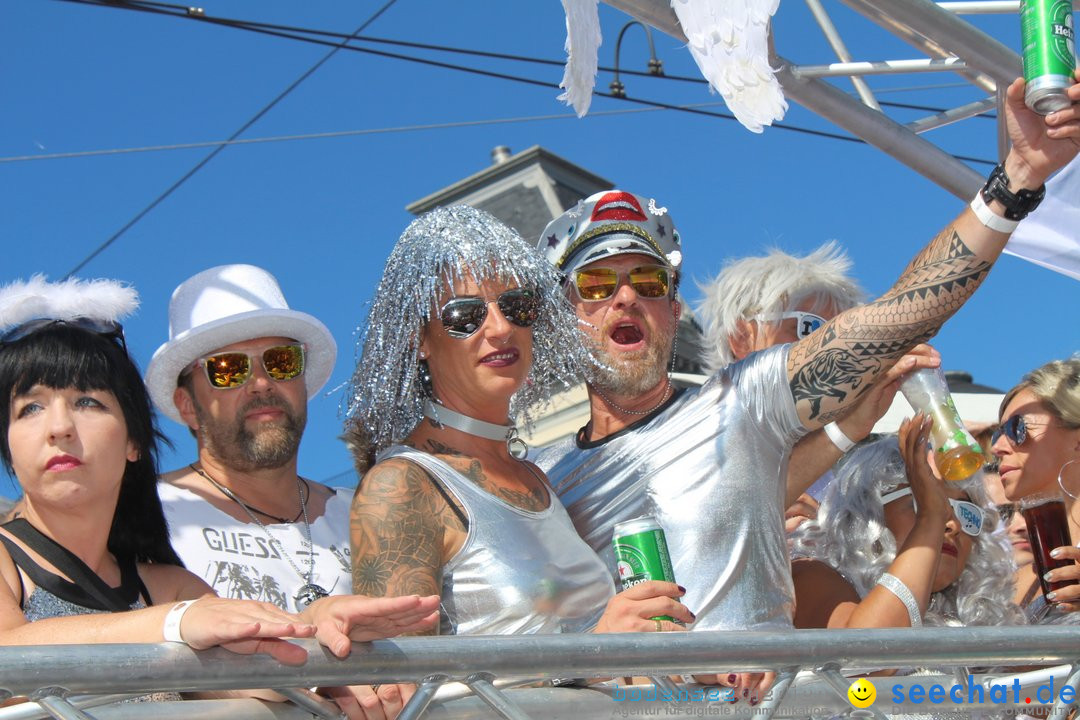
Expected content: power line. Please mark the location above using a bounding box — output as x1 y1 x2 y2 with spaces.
61 0 997 119
55 0 994 159
1 104 729 164
61 0 401 279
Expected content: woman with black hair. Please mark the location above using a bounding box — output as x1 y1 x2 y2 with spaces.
0 277 437 668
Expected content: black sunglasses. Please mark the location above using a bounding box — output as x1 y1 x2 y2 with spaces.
439 288 541 339
992 415 1053 447
0 317 127 352
996 502 1017 525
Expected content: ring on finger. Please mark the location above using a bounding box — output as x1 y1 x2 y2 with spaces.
654 618 663 632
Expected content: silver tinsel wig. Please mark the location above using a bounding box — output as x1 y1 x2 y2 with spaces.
344 205 594 470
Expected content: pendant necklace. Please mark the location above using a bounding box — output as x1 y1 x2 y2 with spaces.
423 400 528 460
191 464 329 608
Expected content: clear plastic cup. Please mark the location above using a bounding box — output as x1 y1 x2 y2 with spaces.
900 366 984 481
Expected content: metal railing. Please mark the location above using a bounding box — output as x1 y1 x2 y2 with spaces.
3 627 1080 719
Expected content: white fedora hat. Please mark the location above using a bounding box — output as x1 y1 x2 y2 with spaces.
145 264 336 424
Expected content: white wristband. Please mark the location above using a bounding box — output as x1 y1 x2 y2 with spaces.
163 599 198 643
823 422 856 453
969 192 1020 233
878 573 922 628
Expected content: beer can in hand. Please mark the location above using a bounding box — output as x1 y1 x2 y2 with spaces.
1021 0 1077 115
612 515 679 622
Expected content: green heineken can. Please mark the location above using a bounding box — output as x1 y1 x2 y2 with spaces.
612 515 678 622
1021 0 1076 115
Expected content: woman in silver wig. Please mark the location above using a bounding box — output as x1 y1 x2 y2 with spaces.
345 206 691 644
790 416 1022 632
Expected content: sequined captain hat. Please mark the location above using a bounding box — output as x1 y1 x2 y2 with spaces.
537 190 683 275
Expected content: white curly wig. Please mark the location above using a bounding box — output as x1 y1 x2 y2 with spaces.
696 241 865 372
790 435 1024 628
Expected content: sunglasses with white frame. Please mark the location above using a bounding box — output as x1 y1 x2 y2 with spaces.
880 486 985 537
752 311 826 339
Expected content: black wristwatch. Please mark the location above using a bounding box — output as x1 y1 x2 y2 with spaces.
980 163 1046 221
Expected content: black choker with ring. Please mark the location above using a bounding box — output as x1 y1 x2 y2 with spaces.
423 399 529 460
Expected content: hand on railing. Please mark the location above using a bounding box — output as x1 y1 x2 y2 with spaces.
692 671 775 706
298 594 441 657
176 595 317 665
593 580 693 633
319 682 416 720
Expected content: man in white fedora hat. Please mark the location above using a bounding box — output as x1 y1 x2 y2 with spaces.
146 264 352 613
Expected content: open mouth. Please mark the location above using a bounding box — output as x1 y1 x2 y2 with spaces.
610 320 644 345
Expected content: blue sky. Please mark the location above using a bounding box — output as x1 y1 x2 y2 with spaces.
3 1 1077 498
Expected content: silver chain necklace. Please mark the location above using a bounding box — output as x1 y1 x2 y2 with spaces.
191 464 329 609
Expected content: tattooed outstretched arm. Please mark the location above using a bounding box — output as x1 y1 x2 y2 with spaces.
349 458 466 636
787 75 1080 428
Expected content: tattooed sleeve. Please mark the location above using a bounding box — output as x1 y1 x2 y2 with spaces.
349 458 466 634
788 224 992 426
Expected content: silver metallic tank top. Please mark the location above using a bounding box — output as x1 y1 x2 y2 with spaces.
378 446 615 636
538 344 806 632
23 586 145 621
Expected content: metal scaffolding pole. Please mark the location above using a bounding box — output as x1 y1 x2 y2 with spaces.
603 0 985 199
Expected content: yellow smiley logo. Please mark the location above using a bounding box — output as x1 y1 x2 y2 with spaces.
847 678 876 708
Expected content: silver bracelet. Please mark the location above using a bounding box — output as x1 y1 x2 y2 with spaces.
823 421 856 453
877 573 922 627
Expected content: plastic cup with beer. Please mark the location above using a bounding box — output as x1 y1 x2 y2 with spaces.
1020 487 1078 600
1028 458 1080 600
899 366 984 481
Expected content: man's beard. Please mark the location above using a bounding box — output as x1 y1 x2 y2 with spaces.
588 316 675 397
194 395 306 471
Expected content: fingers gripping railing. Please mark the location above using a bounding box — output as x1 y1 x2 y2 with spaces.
3 627 1080 719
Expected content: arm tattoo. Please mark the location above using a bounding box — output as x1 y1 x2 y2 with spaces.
350 460 465 631
789 225 992 424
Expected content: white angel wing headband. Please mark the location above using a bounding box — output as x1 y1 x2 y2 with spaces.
0 276 138 341
558 0 787 133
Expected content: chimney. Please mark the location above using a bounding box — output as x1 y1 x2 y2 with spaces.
491 146 512 165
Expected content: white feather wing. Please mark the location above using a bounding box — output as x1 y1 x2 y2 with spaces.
558 0 602 117
671 0 787 133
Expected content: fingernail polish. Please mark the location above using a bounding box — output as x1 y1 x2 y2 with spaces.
678 585 687 593
1044 571 1055 582
689 612 697 621
1047 591 1058 601
727 674 738 684
1051 548 1063 558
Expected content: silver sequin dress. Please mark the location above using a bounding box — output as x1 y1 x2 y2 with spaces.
538 344 806 631
378 447 615 636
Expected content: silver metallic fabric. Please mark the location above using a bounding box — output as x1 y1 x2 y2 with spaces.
24 588 181 702
380 446 614 636
345 205 596 458
538 345 806 631
23 586 144 622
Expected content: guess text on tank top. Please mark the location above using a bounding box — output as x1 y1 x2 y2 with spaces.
201 528 303 559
